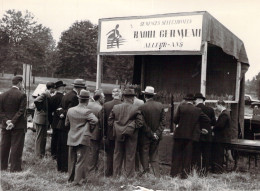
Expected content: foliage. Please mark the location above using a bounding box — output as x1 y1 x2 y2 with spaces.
103 55 134 84
56 21 98 79
0 10 55 75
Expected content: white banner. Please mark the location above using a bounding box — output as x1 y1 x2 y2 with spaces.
99 14 203 53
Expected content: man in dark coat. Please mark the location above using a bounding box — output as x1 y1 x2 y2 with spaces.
66 89 98 185
103 88 122 177
86 89 105 173
192 93 216 173
49 81 66 159
33 82 55 158
108 88 143 177
0 76 27 172
170 93 210 179
138 86 166 177
212 100 231 173
56 79 86 172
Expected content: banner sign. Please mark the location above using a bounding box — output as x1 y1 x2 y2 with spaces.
99 14 203 53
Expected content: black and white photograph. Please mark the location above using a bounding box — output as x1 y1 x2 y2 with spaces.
1 0 260 190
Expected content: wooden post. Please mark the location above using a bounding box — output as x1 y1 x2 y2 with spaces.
200 41 208 96
235 62 241 102
96 54 102 89
141 56 145 91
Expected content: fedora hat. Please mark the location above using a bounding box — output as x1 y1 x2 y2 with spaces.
55 80 66 89
184 93 195 101
142 86 156 95
72 79 86 88
123 88 136 96
194 93 206 101
78 89 90 99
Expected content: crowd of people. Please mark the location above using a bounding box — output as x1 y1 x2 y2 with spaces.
0 76 232 185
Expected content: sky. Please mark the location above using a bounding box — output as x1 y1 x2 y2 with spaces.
1 0 260 80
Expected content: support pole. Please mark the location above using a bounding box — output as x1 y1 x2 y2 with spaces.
141 56 145 91
200 42 208 96
235 62 241 102
96 54 102 89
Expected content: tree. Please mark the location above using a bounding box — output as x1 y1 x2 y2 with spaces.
0 10 55 76
56 20 98 79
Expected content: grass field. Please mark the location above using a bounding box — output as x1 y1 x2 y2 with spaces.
1 130 260 191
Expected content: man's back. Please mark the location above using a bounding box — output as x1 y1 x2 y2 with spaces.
66 104 97 146
104 99 122 140
174 103 210 141
0 88 26 129
214 110 231 143
61 90 78 111
139 99 164 134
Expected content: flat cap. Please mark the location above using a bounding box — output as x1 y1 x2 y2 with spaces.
12 76 23 84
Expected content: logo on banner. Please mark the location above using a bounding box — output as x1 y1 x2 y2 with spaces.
106 24 125 49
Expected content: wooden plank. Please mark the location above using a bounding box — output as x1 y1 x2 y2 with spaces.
235 62 241 102
96 55 102 89
200 41 208 96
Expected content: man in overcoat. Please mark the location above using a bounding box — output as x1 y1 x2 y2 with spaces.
170 94 210 179
138 86 166 177
56 79 86 172
49 80 66 159
108 88 143 177
65 89 98 185
103 88 122 176
192 93 216 173
0 76 27 172
33 82 55 158
212 100 231 173
86 89 105 173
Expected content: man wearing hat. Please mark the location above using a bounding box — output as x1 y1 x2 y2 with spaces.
65 89 98 185
108 88 143 177
86 89 105 173
170 93 210 179
192 93 216 173
56 79 86 172
49 80 66 159
138 86 166 177
103 88 122 177
212 100 231 173
0 76 27 172
33 81 55 158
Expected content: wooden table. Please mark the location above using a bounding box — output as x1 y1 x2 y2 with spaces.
224 139 260 169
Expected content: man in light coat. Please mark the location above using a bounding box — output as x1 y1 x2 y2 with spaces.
33 82 55 158
108 88 143 177
65 89 98 185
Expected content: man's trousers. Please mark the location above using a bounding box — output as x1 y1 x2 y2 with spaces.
211 142 225 173
105 140 115 177
0 129 25 172
113 133 138 177
56 130 68 172
192 141 212 173
139 135 160 177
88 139 100 173
51 128 59 159
68 145 89 184
170 139 193 178
35 123 47 158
